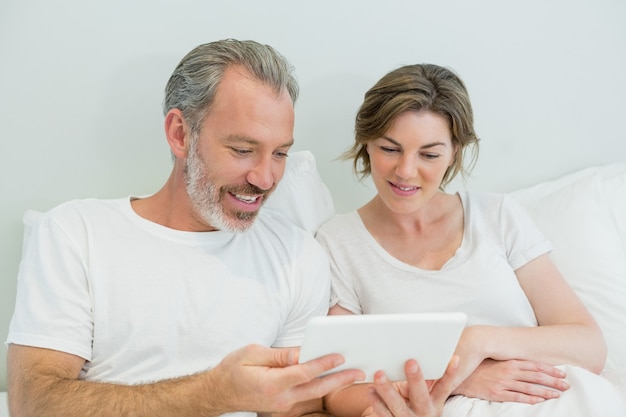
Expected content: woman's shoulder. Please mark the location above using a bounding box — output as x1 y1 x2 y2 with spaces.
460 189 504 202
460 190 537 237
317 211 360 233
459 190 510 213
316 211 365 246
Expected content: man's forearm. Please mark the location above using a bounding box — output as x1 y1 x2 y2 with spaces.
11 368 229 417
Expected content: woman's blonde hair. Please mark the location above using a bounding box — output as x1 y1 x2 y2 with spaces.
344 64 479 188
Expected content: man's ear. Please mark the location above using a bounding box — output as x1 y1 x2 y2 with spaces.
164 109 191 159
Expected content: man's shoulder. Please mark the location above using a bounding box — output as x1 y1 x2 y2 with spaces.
26 198 128 239
21 198 129 257
42 197 126 223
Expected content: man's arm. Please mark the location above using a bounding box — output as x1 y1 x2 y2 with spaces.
8 344 364 417
8 344 229 417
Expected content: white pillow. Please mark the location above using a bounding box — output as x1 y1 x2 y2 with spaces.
511 164 626 377
602 165 626 257
22 151 334 244
264 150 335 234
21 209 42 256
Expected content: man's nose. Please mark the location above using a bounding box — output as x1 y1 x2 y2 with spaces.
246 155 275 191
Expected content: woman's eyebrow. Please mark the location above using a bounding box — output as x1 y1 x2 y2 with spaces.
421 142 448 150
380 135 448 149
381 136 402 146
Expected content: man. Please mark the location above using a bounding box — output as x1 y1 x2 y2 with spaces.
6 39 364 417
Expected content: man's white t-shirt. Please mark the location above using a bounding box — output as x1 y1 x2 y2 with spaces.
8 197 331 384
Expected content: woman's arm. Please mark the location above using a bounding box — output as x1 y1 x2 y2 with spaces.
451 254 606 393
469 254 604 370
515 253 606 372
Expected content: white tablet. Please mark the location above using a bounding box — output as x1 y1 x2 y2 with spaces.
298 312 467 382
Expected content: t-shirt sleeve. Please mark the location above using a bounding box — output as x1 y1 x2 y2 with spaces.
271 234 332 348
6 208 94 360
315 217 363 315
499 194 553 270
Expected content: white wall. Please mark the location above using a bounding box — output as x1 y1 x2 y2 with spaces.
1 0 625 391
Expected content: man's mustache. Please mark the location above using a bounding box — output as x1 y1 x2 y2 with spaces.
222 183 272 198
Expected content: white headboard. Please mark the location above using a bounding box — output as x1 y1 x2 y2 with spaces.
1 0 625 390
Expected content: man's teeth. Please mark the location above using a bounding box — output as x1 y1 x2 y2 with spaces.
235 194 257 203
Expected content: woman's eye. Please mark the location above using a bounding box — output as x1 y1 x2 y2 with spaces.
380 146 400 153
422 153 440 159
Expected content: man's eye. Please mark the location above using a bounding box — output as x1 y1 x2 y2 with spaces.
232 148 252 155
274 151 289 159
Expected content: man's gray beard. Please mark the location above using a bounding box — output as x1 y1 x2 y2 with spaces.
184 142 258 233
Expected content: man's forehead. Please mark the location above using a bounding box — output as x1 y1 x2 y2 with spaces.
218 65 290 102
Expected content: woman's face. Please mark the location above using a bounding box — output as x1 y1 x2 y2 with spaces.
366 110 456 214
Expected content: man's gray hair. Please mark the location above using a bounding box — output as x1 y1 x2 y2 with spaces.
163 38 299 136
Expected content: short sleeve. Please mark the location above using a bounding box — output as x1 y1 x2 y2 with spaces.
7 207 94 360
271 233 332 347
316 215 364 314
499 194 553 270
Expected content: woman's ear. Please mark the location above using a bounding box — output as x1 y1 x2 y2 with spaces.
164 109 191 159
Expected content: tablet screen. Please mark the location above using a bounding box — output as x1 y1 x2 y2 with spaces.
298 312 467 382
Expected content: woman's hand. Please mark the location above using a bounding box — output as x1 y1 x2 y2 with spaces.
453 358 569 404
361 356 460 417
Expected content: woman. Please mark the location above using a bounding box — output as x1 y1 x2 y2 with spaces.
316 64 624 417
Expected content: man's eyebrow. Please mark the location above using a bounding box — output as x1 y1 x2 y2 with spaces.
380 135 448 149
224 135 294 148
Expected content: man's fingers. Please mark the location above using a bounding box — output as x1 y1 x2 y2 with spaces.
262 346 366 394
292 352 356 383
289 368 366 404
247 345 345 372
263 346 299 367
